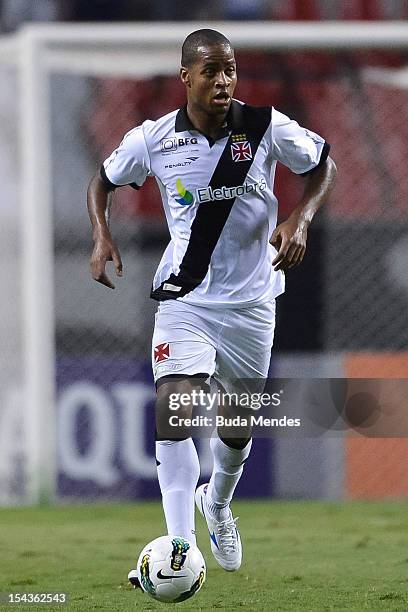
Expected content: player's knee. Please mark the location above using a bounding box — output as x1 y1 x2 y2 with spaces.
156 378 193 418
155 375 206 440
217 401 252 445
219 435 252 450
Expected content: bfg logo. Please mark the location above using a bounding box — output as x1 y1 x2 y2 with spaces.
161 137 198 152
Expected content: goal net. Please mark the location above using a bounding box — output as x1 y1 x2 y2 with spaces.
1 22 408 505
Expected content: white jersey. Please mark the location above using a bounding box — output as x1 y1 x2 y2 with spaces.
102 100 329 308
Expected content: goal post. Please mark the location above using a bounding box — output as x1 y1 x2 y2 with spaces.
1 21 408 505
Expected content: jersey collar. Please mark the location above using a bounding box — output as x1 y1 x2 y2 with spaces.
175 99 244 142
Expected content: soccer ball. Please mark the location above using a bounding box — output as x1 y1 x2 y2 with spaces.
133 535 206 603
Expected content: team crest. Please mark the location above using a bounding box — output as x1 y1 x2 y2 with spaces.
154 343 170 363
231 133 252 162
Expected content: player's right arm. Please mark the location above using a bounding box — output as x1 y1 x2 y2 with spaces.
87 124 151 289
87 174 122 289
269 108 336 271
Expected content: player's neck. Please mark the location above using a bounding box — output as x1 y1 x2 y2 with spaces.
186 104 228 141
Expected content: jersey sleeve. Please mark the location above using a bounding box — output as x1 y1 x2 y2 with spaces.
101 125 151 190
271 108 330 175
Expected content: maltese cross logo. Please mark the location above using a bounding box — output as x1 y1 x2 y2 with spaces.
231 140 252 162
154 343 170 363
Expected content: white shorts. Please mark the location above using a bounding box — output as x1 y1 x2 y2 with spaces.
152 299 275 392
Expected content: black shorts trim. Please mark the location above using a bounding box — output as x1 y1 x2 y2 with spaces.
155 372 210 389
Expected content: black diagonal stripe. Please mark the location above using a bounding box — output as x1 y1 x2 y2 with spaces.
151 104 272 301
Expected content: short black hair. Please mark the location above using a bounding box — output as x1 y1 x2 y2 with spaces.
181 29 232 67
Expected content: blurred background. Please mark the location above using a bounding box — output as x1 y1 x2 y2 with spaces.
1 1 408 506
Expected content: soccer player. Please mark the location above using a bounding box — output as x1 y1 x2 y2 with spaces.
87 29 336 571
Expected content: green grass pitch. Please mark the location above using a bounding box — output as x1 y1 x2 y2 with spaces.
1 501 408 611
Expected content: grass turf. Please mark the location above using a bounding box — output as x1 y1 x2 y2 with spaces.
0 501 407 611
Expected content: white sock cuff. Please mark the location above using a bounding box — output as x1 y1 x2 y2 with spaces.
156 439 190 448
210 436 252 469
156 439 198 468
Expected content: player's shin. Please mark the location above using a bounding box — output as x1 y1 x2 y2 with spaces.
155 438 200 544
206 435 252 520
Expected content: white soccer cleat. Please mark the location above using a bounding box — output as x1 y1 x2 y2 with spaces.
195 483 242 571
127 569 141 590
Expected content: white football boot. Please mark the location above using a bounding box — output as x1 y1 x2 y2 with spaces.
195 483 242 571
127 569 141 590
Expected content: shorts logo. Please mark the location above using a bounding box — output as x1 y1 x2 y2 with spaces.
231 133 252 162
154 343 170 363
175 178 194 206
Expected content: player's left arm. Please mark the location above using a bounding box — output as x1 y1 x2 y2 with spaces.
270 155 337 271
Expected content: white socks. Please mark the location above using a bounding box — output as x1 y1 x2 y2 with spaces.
207 436 252 520
156 438 200 545
156 437 252 540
